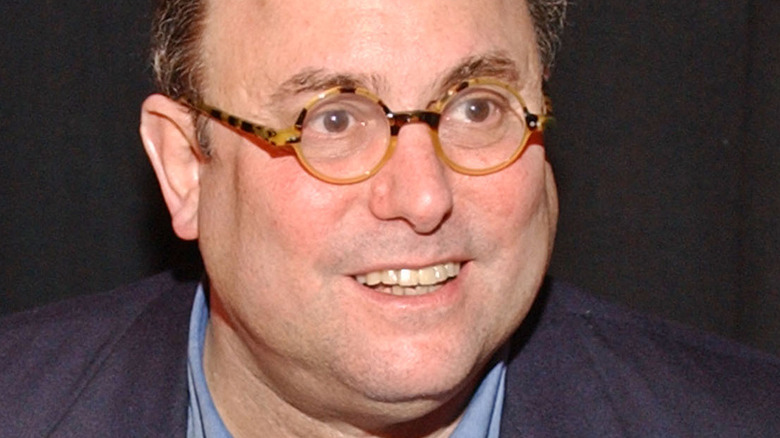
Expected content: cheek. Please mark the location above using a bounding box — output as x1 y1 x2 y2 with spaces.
499 153 556 269
197 138 354 299
229 151 361 293
460 148 553 308
463 149 550 238
253 166 354 259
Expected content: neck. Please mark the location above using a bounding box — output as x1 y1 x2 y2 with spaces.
202 312 476 438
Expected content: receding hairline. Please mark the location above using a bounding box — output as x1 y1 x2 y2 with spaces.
151 0 565 100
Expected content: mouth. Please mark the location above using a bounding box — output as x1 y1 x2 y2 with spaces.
354 262 461 297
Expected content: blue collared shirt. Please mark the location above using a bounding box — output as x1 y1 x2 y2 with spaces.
186 284 506 437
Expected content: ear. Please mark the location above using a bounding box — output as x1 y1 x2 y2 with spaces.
140 94 203 240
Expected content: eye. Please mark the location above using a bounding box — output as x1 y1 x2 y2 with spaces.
308 109 358 135
445 89 511 126
303 92 382 139
461 98 495 123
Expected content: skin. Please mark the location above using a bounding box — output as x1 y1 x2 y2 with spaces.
140 0 558 436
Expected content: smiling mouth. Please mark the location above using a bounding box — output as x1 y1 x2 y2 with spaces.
354 262 461 296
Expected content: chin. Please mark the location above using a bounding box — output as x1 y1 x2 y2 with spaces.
341 335 492 406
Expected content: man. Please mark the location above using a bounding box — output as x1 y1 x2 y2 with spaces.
1 0 778 436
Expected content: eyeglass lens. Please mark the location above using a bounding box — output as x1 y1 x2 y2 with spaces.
297 83 529 181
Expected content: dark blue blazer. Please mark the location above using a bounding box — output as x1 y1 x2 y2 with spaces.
2 272 779 437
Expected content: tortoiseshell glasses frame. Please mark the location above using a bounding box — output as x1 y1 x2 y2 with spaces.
183 77 552 184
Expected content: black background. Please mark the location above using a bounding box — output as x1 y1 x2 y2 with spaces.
1 1 778 355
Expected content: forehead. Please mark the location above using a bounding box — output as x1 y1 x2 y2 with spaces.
200 0 540 106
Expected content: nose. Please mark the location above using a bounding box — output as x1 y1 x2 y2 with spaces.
368 124 454 234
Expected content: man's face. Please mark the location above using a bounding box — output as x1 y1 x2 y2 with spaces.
196 0 556 422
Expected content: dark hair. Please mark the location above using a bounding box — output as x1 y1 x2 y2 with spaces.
150 0 567 101
528 0 568 71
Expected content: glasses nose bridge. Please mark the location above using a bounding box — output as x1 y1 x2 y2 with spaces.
387 111 440 136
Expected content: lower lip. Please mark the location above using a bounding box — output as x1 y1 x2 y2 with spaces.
355 262 469 310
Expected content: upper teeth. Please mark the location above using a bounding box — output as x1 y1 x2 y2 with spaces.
356 262 460 287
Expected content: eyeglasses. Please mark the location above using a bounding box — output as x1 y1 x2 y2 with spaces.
184 78 552 184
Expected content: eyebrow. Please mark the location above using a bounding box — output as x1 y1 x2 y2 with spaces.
436 51 521 91
271 69 384 102
270 51 522 103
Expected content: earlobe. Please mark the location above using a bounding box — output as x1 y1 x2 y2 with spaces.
140 94 203 241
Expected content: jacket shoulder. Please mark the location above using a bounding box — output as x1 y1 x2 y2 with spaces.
0 271 197 436
501 279 780 437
